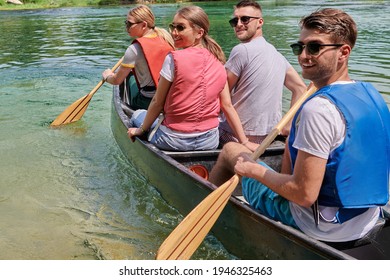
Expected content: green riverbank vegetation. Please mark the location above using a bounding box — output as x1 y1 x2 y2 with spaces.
0 0 185 10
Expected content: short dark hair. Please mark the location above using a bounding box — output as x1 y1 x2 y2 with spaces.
235 0 262 13
300 8 357 48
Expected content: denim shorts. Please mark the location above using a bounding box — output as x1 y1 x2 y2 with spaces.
151 127 218 151
130 109 219 151
129 109 157 128
242 161 298 228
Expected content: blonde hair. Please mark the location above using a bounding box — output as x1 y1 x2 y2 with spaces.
175 6 226 64
129 5 175 49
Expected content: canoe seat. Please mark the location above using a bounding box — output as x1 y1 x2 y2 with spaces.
162 149 221 158
161 143 285 159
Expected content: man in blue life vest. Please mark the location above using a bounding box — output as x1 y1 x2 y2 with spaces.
210 8 390 243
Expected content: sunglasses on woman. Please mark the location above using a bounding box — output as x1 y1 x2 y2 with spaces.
169 23 186 33
290 42 344 56
124 20 140 29
229 16 260 27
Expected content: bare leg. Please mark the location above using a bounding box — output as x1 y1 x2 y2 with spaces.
209 142 251 186
280 137 291 175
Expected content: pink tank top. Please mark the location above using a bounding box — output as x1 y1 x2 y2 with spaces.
163 48 226 132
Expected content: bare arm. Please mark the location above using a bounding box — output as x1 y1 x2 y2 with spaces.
127 77 171 140
280 137 292 174
226 69 239 92
102 65 132 85
234 150 325 207
281 67 307 135
220 82 247 144
284 66 307 107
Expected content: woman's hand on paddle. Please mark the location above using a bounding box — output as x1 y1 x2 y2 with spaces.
102 69 113 82
127 127 143 142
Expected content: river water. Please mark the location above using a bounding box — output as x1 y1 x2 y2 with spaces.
0 1 389 260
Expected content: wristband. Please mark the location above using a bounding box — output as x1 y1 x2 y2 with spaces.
104 74 113 82
139 125 146 134
241 138 249 145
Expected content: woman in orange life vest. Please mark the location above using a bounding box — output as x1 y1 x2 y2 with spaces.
127 6 248 151
102 5 174 110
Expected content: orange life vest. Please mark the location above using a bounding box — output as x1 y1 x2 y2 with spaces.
132 36 173 87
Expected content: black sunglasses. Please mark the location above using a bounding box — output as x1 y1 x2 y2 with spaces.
229 16 260 27
290 42 344 56
169 23 186 33
124 20 140 29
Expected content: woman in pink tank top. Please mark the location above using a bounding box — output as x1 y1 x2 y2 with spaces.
128 6 248 151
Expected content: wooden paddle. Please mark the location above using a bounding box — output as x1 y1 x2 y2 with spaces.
156 84 317 260
50 57 123 127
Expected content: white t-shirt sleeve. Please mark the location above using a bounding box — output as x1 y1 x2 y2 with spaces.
122 43 139 67
160 53 175 82
293 97 345 159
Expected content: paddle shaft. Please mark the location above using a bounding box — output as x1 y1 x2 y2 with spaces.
251 84 317 161
89 57 124 96
50 57 123 126
156 85 317 260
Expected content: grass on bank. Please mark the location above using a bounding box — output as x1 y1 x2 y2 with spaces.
0 0 180 10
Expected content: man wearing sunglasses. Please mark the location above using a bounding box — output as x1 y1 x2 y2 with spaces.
218 0 306 150
211 8 390 244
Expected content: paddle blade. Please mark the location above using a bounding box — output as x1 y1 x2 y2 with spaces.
50 57 123 127
50 93 93 127
156 175 240 260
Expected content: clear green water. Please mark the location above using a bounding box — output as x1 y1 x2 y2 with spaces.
0 1 389 260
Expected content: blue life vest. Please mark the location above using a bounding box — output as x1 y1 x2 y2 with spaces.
289 82 390 223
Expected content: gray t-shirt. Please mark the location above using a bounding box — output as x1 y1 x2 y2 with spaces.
221 36 291 136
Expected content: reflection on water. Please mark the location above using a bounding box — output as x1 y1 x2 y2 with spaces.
0 1 389 260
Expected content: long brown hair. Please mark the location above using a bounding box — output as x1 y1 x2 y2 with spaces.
175 6 226 64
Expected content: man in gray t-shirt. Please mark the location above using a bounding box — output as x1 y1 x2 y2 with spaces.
219 0 306 149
